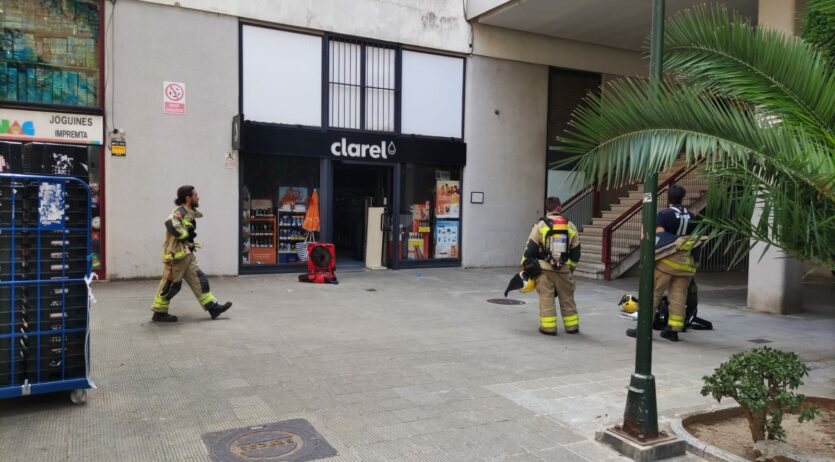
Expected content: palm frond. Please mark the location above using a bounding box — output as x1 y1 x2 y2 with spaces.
697 163 835 270
662 4 835 146
555 79 835 201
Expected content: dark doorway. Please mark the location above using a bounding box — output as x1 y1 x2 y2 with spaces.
332 162 392 269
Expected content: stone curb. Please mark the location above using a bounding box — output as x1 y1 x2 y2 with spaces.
670 411 750 462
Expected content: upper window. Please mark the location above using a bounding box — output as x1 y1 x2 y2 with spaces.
242 26 322 126
401 51 464 139
1 0 102 108
328 37 397 132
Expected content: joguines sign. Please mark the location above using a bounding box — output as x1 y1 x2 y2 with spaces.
0 108 103 145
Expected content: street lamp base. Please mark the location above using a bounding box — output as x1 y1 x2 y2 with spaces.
595 426 687 462
623 372 659 438
597 426 685 462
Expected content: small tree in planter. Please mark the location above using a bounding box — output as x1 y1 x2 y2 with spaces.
701 347 820 443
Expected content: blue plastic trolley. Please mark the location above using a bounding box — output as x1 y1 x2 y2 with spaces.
0 173 93 404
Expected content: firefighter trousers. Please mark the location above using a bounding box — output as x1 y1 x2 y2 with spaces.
151 253 217 313
653 269 692 332
535 269 579 333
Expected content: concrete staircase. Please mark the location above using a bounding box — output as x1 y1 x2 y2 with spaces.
573 160 706 280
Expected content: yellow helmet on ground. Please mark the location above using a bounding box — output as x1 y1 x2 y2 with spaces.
619 294 639 313
521 273 536 293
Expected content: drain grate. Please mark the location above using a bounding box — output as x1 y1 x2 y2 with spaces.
486 298 525 305
202 419 336 462
748 338 773 344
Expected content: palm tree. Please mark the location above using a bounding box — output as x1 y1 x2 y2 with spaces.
557 4 835 270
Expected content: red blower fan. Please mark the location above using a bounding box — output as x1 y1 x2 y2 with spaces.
298 243 338 284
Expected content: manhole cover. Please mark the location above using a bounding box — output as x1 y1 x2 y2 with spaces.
748 338 773 344
486 298 525 305
202 419 336 462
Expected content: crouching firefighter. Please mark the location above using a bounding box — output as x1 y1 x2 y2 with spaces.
150 185 232 322
522 197 582 336
627 185 704 341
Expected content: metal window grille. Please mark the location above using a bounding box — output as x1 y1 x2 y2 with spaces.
328 37 397 132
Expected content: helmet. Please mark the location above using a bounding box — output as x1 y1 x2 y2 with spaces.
521 273 536 293
551 215 569 231
619 294 639 313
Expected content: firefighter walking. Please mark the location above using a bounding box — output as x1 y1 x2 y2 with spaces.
522 197 582 335
150 185 232 322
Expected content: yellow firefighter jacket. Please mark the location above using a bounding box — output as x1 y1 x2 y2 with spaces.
162 206 202 262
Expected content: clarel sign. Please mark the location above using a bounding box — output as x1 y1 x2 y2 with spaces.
330 138 397 160
0 108 103 145
240 122 467 166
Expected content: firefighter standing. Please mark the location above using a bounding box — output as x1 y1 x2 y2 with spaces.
522 197 582 335
628 185 701 341
150 185 232 322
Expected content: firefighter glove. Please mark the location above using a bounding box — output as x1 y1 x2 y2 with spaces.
523 258 542 279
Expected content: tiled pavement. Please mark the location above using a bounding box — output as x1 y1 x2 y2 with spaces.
0 268 832 461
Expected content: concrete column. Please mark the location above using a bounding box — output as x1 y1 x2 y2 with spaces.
747 0 807 314
758 0 807 36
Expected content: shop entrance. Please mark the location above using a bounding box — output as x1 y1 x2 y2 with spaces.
332 161 393 269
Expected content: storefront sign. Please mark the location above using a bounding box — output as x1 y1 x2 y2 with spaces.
0 108 103 145
242 122 466 166
330 137 396 160
163 81 186 115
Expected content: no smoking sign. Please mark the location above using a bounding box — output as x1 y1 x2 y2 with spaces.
163 81 186 115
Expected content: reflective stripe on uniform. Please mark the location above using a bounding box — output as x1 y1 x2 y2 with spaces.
660 257 697 273
178 230 188 240
152 295 170 309
563 314 579 327
198 292 215 306
566 259 576 268
540 316 557 328
163 250 187 262
668 314 685 327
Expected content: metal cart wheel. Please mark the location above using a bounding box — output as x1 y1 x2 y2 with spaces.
69 389 87 405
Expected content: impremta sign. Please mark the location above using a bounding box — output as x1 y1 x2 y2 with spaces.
0 108 103 145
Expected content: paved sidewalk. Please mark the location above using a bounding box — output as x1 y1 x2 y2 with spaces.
0 268 832 461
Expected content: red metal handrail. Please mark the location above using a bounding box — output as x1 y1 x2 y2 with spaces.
561 186 593 211
601 162 703 280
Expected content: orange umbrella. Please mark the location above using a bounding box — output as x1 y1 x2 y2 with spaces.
303 189 320 232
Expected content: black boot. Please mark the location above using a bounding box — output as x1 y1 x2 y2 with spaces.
566 328 580 334
652 313 665 331
660 327 680 342
538 327 557 336
207 301 232 320
626 328 637 338
152 312 178 322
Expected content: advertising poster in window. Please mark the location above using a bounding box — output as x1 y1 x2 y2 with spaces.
435 180 460 218
434 220 459 259
277 187 308 212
